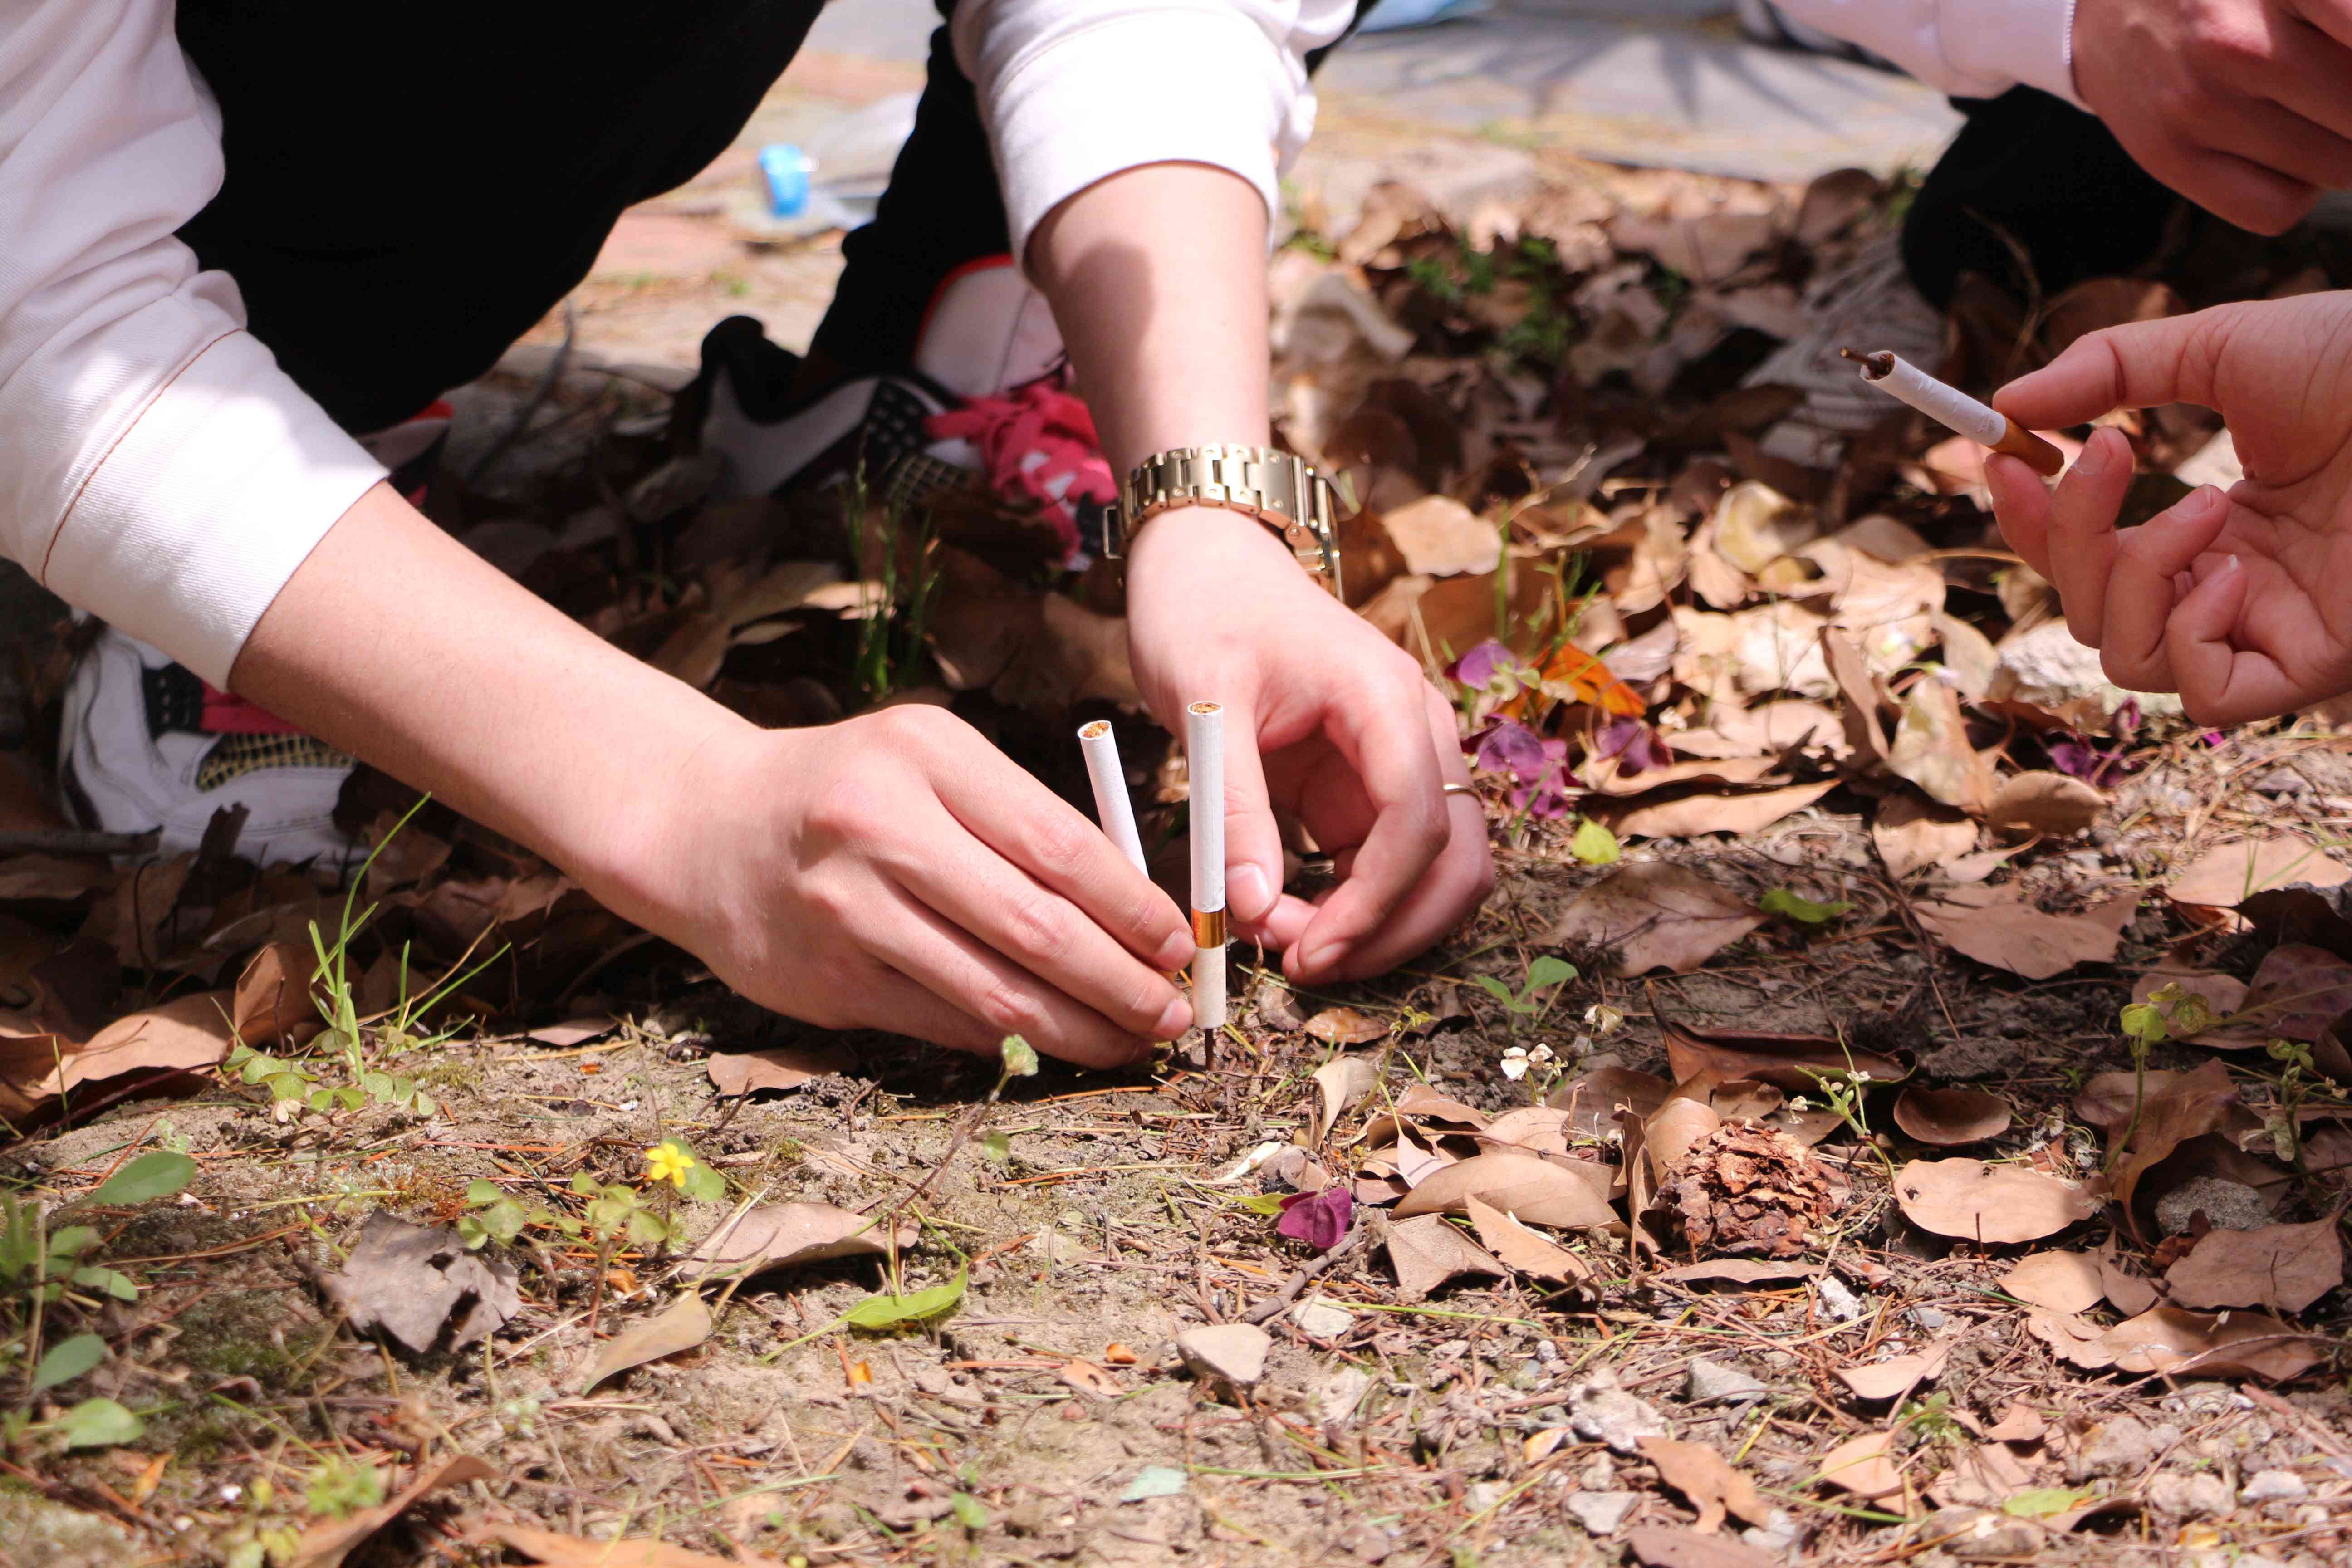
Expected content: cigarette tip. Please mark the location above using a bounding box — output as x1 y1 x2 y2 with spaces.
1078 719 1112 740
1187 701 1222 718
1840 347 1895 378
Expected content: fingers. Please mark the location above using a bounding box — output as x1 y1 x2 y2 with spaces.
1983 452 2055 581
1992 305 2248 431
2162 554 2304 724
2169 143 2323 235
2040 427 2138 647
1217 703 1285 927
2099 485 2236 693
918 719 1193 972
854 881 1162 1070
1286 666 1453 981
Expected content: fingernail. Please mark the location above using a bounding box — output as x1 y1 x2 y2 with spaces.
1153 994 1193 1039
2190 485 2227 519
2072 436 2107 477
1155 929 1196 971
1228 863 1274 921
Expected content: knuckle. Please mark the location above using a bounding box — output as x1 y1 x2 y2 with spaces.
1027 810 1098 882
974 976 1044 1036
1000 892 1074 968
803 774 881 844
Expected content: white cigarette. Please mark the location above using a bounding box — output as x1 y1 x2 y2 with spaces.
1843 348 2063 477
1076 720 1147 877
1185 701 1227 1030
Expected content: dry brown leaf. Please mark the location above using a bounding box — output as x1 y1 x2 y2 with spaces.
1661 1020 1906 1092
682 1203 910 1282
1479 1105 1572 1156
1986 770 2104 837
1816 1429 1905 1499
1623 1526 1779 1568
2109 1059 2238 1239
2163 1215 2344 1314
1887 680 1994 815
1891 1085 2012 1146
525 1017 620 1048
1581 755 1784 798
2235 943 2352 1043
1550 1066 1671 1136
1392 1151 1615 1229
1820 627 1891 762
2128 967 2249 1044
1312 1055 1381 1142
2073 1068 2178 1135
1639 1435 1771 1533
1604 780 1835 841
0 853 111 902
1892 1158 2094 1243
1058 1360 1124 1398
0 990 239 1120
1872 793 1976 878
466 1522 782 1568
1666 700 1843 760
706 1046 843 1096
1645 1098 1724 1179
230 941 323 1048
647 560 841 690
1836 1340 1952 1402
1983 1403 2046 1443
2025 1305 2118 1369
78 855 193 968
1380 494 1501 578
1304 1006 1388 1045
2101 1305 2323 1382
290 1455 500 1568
1999 1251 2105 1315
1384 1212 1505 1303
2167 832 2350 908
1544 862 1762 975
1393 1083 1491 1128
577 1292 711 1392
1910 883 2136 979
2098 1252 2159 1316
323 1213 521 1356
1465 1195 1592 1286
1710 481 1816 574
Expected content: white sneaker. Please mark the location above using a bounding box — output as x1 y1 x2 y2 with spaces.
58 627 357 871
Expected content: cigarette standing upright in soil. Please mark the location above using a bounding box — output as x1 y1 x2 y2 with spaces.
1076 720 1147 877
1842 348 2064 477
1185 701 1227 1031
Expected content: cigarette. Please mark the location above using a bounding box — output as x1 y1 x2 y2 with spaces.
1185 701 1227 1031
1076 720 1148 877
1842 348 2063 477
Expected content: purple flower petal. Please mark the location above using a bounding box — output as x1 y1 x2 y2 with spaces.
1470 719 1549 782
1592 717 1666 776
1276 1186 1353 1251
1450 639 1517 691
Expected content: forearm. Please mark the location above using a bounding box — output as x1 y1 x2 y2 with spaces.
230 483 751 927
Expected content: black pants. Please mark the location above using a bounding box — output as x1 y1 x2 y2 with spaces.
175 2 1378 436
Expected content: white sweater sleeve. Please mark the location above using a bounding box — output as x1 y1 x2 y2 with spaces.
955 0 1357 266
1772 0 2086 110
0 0 385 688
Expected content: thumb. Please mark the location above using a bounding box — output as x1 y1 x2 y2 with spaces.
1218 706 1284 927
1992 305 2242 431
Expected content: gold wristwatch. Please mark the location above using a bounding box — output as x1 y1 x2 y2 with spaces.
1108 444 1343 597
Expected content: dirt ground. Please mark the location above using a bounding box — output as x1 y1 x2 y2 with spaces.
5 77 2352 1568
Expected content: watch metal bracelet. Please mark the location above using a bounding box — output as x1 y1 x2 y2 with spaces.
1109 443 1343 597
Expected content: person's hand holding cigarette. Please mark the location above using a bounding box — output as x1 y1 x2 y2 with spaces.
1982 292 2352 725
649 703 1196 1069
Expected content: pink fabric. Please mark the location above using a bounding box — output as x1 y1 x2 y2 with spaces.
926 381 1114 560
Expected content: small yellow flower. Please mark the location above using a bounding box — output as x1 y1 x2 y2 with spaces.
644 1142 696 1188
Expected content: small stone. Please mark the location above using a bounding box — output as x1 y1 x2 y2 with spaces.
1289 1298 1356 1340
1177 1324 1272 1388
1938 1509 2043 1560
1909 1306 1949 1332
1510 1358 1546 1392
1466 1482 1504 1514
1535 1338 1561 1363
1686 1357 1771 1406
1815 1275 1865 1322
2156 1177 2271 1235
2254 769 2309 798
2074 1416 2157 1480
1318 1366 1372 1424
2242 1470 2309 1503
1565 1490 1641 1536
2146 1471 2234 1519
1565 1368 1669 1455
1740 1507 1802 1560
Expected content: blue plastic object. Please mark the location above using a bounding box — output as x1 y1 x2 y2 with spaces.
757 144 813 218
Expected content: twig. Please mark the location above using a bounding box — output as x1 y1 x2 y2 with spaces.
0 828 157 856
1244 1220 1369 1325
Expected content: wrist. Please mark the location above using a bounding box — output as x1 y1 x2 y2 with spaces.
1125 503 1303 585
582 708 777 943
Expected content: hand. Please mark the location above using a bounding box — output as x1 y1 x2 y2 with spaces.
2072 0 2352 233
1984 292 2352 724
653 704 1197 1067
1122 508 1494 983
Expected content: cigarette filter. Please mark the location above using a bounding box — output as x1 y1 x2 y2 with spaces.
1076 720 1148 877
1185 701 1227 1030
1842 348 2064 477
